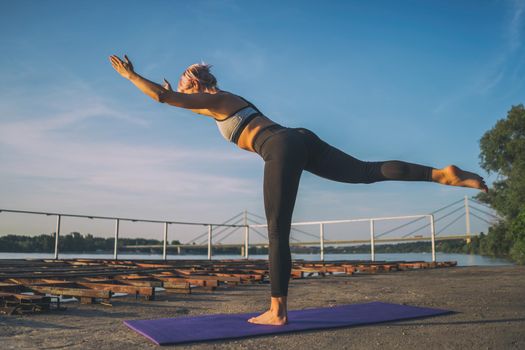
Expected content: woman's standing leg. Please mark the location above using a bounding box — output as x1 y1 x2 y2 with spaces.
248 130 308 325
263 154 304 298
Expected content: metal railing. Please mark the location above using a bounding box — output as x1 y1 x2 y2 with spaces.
0 209 245 261
0 208 441 262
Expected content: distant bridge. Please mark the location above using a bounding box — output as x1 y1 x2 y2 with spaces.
126 234 481 250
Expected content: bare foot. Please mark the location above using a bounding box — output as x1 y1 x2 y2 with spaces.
433 165 489 193
247 309 288 326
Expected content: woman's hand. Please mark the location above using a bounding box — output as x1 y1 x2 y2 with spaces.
109 54 135 80
162 78 173 91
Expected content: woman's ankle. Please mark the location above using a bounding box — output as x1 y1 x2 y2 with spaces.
270 296 288 314
431 168 443 183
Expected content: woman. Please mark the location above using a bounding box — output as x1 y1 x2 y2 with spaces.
109 55 488 326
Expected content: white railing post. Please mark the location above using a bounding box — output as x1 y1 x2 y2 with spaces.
54 215 61 260
243 210 249 259
113 218 120 260
208 225 212 260
370 219 375 261
320 223 325 261
244 225 250 259
163 222 168 261
430 214 436 262
464 196 471 244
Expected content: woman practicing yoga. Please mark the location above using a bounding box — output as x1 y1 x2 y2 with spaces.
110 55 489 326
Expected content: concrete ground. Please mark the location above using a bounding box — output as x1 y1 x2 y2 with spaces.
1 265 524 350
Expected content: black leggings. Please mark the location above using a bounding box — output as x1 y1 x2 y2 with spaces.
252 125 434 297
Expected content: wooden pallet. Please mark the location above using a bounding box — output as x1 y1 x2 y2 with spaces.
0 258 456 313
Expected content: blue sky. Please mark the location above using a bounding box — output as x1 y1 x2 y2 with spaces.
0 1 522 242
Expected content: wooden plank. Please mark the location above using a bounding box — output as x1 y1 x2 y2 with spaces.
291 270 303 279
0 292 46 301
76 282 154 298
203 273 241 283
83 277 163 288
29 285 111 299
163 281 191 294
154 276 217 289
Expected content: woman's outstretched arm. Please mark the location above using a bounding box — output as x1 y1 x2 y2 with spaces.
109 54 222 110
109 55 166 101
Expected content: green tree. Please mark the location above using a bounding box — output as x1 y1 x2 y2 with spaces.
509 208 525 264
475 104 525 263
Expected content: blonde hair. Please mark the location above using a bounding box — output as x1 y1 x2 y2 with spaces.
178 62 218 92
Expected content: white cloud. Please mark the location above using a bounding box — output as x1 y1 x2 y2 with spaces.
508 0 525 50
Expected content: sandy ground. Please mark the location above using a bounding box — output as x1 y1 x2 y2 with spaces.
0 265 524 350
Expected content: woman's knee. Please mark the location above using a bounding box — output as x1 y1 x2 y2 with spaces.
267 224 290 240
380 160 409 180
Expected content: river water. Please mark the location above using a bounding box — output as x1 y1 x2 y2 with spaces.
0 252 512 266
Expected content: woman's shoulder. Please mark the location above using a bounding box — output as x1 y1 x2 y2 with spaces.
215 91 255 118
216 90 245 102
182 91 249 120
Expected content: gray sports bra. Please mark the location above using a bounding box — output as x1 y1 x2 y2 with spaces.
215 95 263 144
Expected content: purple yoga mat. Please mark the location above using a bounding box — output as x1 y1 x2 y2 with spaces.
124 301 451 346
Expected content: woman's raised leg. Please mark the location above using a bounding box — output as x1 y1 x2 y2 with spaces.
299 129 488 191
